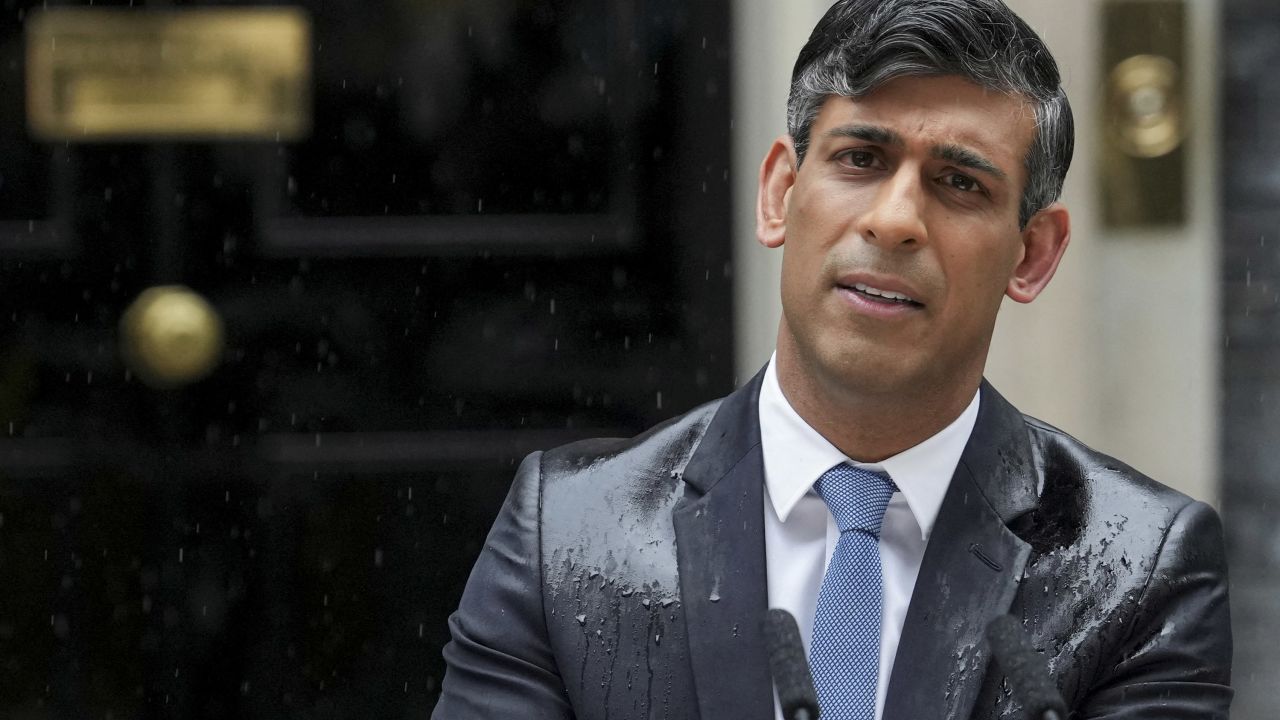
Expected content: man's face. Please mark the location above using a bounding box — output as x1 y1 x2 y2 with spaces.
764 74 1046 402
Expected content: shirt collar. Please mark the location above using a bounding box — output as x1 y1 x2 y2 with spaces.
758 354 980 541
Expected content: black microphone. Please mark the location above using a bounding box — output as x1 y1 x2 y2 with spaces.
985 615 1067 720
762 608 820 720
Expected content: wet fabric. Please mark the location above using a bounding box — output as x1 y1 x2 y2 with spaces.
431 370 1233 720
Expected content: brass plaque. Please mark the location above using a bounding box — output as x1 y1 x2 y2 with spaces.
1099 0 1185 228
26 8 311 141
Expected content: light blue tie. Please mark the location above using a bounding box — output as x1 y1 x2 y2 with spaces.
810 463 897 720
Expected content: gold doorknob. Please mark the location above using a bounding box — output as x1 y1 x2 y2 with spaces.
120 286 225 389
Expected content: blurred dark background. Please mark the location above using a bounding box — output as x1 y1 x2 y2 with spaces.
0 0 732 717
1222 0 1280 712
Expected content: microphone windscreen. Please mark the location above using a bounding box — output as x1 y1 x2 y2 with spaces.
762 608 820 720
985 615 1067 719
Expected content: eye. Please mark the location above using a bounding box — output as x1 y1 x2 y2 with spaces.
942 172 983 194
836 149 881 169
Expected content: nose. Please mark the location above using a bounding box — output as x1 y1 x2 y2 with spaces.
857 167 928 249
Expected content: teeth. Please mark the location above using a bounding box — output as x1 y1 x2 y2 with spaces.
853 282 915 303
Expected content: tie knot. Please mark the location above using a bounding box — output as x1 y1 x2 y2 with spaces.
812 463 896 537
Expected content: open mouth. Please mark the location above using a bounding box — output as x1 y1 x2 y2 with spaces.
841 282 924 307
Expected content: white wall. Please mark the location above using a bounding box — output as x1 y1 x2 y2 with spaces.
730 0 1221 503
730 0 830 382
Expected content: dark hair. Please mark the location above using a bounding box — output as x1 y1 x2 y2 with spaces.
787 0 1074 227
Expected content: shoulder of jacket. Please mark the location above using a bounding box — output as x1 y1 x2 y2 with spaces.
536 397 723 485
1018 412 1198 527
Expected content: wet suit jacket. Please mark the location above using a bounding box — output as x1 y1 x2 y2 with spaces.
432 369 1233 719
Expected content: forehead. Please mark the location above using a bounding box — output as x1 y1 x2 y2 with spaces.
811 75 1036 174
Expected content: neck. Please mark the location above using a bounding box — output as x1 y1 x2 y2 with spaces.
774 351 980 463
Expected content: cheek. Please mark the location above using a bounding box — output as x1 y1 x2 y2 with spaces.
782 203 836 277
939 245 1020 311
789 179 857 237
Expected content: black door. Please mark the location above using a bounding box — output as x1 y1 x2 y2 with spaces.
0 1 732 717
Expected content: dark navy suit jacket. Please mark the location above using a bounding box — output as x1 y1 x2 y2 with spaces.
432 372 1232 719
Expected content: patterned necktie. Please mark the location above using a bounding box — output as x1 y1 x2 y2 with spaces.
809 463 897 720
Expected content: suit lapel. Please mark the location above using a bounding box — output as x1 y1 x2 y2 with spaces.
882 382 1040 720
673 370 774 720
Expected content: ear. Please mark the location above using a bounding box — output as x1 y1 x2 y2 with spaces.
756 135 798 249
1006 202 1071 304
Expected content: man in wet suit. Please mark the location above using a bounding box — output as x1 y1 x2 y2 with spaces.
432 1 1233 718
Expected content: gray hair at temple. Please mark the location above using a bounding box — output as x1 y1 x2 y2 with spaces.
787 0 1074 228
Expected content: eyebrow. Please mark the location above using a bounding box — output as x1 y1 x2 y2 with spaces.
823 123 1009 180
933 143 1007 180
825 124 903 146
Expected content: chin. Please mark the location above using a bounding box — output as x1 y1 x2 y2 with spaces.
814 342 922 398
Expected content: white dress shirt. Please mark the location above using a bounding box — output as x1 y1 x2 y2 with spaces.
759 356 979 720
